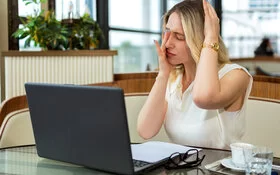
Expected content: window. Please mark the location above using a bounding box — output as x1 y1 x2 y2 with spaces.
17 1 42 51
18 0 41 17
168 0 182 9
8 0 55 50
110 31 159 73
222 0 280 58
9 0 225 73
108 0 162 73
55 0 97 20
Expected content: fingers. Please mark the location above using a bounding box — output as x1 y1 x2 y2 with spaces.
154 40 162 56
208 2 218 19
202 0 209 16
203 0 220 42
203 0 219 22
154 31 170 56
161 31 171 51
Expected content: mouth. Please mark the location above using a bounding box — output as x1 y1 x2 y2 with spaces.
166 50 176 57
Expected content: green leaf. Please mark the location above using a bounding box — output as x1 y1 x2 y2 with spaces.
25 2 32 6
18 32 30 39
12 29 24 38
24 37 32 48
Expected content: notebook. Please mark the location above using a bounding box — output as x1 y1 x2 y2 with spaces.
25 83 170 175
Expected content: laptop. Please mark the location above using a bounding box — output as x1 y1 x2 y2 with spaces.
25 83 169 175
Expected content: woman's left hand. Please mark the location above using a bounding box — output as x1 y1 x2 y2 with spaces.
203 0 220 43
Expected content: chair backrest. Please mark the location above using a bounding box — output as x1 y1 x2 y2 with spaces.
125 94 280 158
0 93 167 148
0 95 35 148
0 109 35 148
1 93 279 158
242 97 280 158
124 93 170 143
0 95 29 126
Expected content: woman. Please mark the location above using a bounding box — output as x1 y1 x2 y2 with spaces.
137 0 252 149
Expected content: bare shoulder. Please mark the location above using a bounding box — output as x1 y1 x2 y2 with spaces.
221 68 251 90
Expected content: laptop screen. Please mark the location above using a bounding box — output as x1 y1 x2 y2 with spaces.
25 83 135 175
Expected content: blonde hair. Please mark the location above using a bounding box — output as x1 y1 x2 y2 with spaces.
163 0 230 81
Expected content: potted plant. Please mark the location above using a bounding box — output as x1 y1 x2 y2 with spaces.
12 0 104 50
12 0 69 50
68 13 104 50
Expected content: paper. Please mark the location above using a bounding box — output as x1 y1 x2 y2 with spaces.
131 141 201 163
272 164 280 171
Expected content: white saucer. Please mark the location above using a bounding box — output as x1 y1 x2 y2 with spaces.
221 158 245 171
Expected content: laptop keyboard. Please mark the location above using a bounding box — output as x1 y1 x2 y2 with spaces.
133 159 150 168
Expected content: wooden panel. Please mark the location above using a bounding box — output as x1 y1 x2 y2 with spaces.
113 73 280 100
2 73 280 129
1 50 118 57
1 50 116 101
0 95 28 127
230 56 280 62
109 73 280 100
250 75 280 100
114 72 157 93
87 72 158 93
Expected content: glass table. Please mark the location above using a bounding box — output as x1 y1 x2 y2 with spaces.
0 145 279 175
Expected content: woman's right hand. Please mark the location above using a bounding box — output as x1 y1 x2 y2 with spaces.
154 31 172 78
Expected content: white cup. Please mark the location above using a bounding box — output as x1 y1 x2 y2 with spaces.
230 142 255 168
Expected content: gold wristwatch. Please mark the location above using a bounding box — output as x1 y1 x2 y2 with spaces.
202 42 219 52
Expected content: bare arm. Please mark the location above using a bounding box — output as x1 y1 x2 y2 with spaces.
137 32 172 139
192 0 250 110
137 75 168 139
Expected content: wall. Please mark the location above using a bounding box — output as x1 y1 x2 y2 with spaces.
0 0 8 52
0 0 47 101
0 0 8 101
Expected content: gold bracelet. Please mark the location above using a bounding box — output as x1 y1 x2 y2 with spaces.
202 42 219 52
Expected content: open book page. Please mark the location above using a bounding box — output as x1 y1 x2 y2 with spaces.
131 141 201 163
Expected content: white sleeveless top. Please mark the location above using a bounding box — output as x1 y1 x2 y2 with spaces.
164 64 253 149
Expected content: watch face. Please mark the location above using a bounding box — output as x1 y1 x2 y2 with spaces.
212 43 219 51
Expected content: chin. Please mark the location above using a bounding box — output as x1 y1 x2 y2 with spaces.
167 58 181 66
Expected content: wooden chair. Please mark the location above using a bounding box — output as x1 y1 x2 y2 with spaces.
0 95 28 126
0 92 168 148
124 93 170 143
125 94 280 158
0 95 35 148
1 92 279 158
242 97 280 158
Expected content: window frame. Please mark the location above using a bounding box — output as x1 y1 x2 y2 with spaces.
8 0 222 51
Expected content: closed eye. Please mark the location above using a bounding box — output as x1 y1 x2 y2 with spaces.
176 34 185 41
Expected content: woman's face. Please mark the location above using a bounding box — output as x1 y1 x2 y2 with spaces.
165 12 193 66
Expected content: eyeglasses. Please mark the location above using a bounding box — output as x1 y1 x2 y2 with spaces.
164 149 205 170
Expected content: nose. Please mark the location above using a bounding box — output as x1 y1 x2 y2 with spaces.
165 32 175 48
